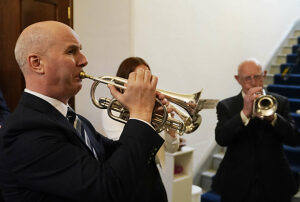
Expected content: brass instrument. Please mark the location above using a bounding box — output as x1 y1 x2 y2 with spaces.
80 72 218 135
253 89 278 119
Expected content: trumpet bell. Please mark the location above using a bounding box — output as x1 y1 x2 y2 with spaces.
253 94 278 118
184 114 202 134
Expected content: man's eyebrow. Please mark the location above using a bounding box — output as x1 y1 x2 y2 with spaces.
67 44 82 50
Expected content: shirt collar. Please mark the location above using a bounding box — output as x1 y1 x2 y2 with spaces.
241 90 246 98
24 89 69 117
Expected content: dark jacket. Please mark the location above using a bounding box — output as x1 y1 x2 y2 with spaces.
0 90 10 127
212 92 300 201
0 92 167 202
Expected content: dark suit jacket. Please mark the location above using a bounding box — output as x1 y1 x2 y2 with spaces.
0 92 167 202
212 92 300 201
0 90 10 126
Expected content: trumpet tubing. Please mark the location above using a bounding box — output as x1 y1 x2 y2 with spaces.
80 72 202 115
80 71 217 135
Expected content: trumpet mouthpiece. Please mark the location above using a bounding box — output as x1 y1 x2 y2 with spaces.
80 71 86 79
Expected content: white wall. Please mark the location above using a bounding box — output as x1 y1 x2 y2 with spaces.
73 0 132 135
74 0 300 176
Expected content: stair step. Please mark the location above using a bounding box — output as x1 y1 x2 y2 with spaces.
294 30 300 37
282 46 293 54
201 185 300 202
289 98 300 113
293 44 300 54
267 84 300 99
202 170 216 177
280 63 300 74
292 189 300 202
269 64 281 74
264 74 274 85
287 53 298 63
274 74 300 85
212 153 224 170
201 191 220 202
288 37 300 46
201 170 216 191
276 54 287 64
284 145 300 167
290 112 300 128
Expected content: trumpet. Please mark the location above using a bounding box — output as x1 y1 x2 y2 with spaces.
80 72 218 135
253 89 278 119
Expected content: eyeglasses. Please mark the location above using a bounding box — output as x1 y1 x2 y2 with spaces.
240 74 264 83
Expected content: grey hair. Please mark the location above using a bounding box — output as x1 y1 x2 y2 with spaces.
243 58 262 67
237 58 262 75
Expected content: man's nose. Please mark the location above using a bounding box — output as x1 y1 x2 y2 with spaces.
249 76 257 85
250 77 255 85
78 53 88 68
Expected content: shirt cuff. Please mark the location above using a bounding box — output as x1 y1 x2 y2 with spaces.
164 131 179 144
271 113 277 127
240 110 250 126
163 131 179 153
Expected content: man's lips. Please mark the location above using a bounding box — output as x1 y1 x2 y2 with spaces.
74 74 82 81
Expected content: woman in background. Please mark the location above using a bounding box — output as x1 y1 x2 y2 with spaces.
100 57 180 153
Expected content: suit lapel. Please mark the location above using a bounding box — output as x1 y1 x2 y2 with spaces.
20 92 96 157
230 92 244 116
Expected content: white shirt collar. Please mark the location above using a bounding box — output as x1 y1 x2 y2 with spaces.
241 90 246 98
24 89 69 117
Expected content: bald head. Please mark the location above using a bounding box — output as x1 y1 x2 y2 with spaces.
14 21 87 103
235 58 266 94
14 21 73 74
237 58 262 76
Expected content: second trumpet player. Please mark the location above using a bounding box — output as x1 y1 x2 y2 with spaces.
212 58 300 202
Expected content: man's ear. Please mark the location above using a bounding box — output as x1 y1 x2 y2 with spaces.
28 54 45 74
263 70 267 77
235 75 243 87
234 75 240 84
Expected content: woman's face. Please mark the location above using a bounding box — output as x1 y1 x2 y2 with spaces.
134 64 149 73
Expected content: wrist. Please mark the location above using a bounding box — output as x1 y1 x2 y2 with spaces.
166 128 176 137
130 111 152 124
242 109 251 118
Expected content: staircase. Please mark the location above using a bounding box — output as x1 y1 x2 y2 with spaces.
200 151 222 202
200 29 300 202
267 29 300 202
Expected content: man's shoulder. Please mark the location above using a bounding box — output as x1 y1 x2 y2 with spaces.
268 91 287 102
219 93 241 106
3 93 68 134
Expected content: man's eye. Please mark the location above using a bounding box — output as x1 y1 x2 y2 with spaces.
254 75 262 79
67 49 75 54
244 76 251 81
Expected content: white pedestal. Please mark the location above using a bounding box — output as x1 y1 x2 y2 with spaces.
192 185 202 202
160 146 195 202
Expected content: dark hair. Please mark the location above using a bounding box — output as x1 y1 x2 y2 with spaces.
116 57 150 79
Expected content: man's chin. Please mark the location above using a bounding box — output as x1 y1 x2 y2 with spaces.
75 85 82 94
71 83 82 96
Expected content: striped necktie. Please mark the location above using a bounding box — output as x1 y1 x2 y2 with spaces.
66 107 98 159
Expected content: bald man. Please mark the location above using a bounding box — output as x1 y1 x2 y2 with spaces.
211 59 300 202
0 21 168 202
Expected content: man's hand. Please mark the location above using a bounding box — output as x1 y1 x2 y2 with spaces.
108 69 157 124
242 87 262 118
